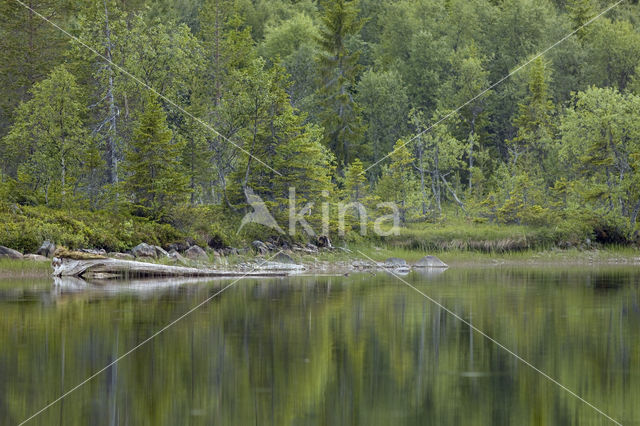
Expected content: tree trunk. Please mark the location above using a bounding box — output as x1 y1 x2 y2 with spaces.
104 0 118 185
468 116 476 190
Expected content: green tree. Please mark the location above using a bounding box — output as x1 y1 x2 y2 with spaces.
584 19 640 92
356 69 409 164
442 45 490 190
315 0 366 170
0 0 67 139
1 66 88 205
510 57 556 172
124 96 188 216
259 12 319 109
343 159 367 202
375 140 418 225
566 0 595 39
560 87 640 230
196 0 256 206
410 110 466 217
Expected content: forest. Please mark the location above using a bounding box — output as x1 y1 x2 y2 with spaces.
1 0 640 253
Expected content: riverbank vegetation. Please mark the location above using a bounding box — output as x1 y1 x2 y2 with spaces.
1 0 640 255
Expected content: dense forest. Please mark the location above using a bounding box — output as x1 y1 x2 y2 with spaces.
1 0 640 252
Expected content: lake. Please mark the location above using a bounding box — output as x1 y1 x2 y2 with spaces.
1 266 639 425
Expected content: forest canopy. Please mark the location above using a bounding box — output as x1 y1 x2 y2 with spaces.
1 0 640 250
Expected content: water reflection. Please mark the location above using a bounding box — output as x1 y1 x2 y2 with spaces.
0 267 639 425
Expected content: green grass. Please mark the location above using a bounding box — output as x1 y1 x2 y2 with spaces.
0 259 52 277
309 243 639 266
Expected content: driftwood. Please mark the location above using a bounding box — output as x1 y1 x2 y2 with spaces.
52 257 297 279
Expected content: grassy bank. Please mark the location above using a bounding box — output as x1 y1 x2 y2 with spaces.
323 244 640 267
1 204 637 265
0 259 52 278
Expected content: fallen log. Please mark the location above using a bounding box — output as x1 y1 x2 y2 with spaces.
52 257 296 279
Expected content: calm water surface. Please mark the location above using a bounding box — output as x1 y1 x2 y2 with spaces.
0 267 639 425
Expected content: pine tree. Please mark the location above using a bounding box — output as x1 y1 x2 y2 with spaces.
511 58 555 170
1 65 88 205
376 140 417 225
567 0 595 39
124 96 188 216
315 0 366 170
228 61 334 232
343 159 366 202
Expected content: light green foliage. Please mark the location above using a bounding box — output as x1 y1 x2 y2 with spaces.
356 69 409 163
584 18 640 91
560 87 640 231
260 13 319 107
124 96 188 217
410 110 465 217
343 159 367 202
1 66 89 206
442 45 491 190
376 140 420 225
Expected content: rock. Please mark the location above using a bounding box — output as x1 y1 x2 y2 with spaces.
352 260 373 269
23 253 49 261
273 252 297 264
131 243 157 259
167 242 190 252
168 249 188 265
252 240 269 255
305 243 319 252
108 252 135 260
154 245 169 258
384 257 408 267
184 245 208 261
414 255 448 268
79 248 107 256
0 246 23 259
37 240 56 258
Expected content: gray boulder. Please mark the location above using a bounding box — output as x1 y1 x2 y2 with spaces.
252 240 269 255
23 253 50 261
131 243 157 259
352 260 373 269
414 255 448 268
154 245 169 258
184 245 208 261
384 257 407 267
273 252 297 264
168 249 188 265
0 246 23 259
37 240 56 258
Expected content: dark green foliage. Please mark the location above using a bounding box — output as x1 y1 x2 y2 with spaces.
315 0 367 169
124 96 188 217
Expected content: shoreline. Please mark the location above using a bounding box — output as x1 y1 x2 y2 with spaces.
2 246 639 280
